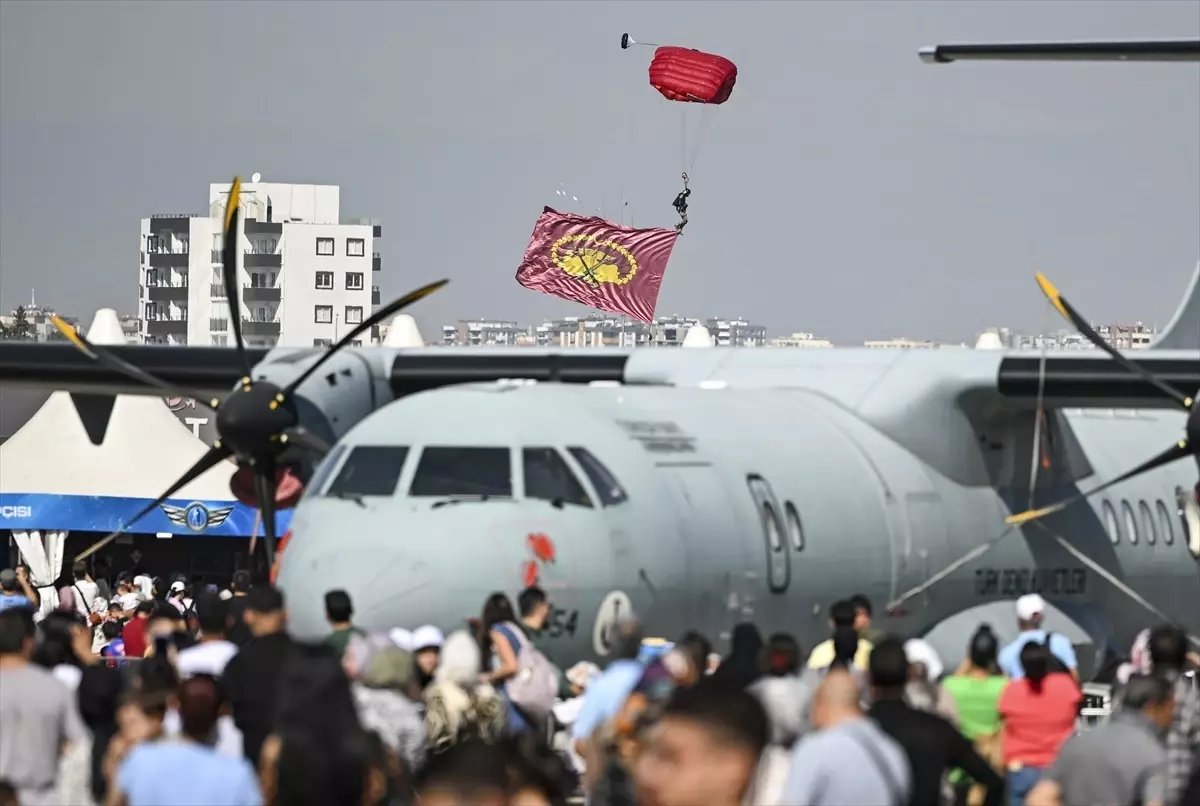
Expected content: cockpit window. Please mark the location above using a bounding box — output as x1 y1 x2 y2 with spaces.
326 446 409 497
409 447 512 498
567 447 628 506
523 448 593 508
306 444 348 498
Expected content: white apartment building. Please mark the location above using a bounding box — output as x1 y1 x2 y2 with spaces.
138 179 381 347
771 332 834 348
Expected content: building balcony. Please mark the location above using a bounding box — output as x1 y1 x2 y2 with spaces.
372 286 381 305
210 318 228 332
211 249 223 264
373 225 382 238
243 285 281 303
148 214 196 234
148 251 189 268
245 219 283 236
145 317 187 336
372 253 381 272
210 284 227 299
146 284 189 302
244 252 282 269
242 320 281 337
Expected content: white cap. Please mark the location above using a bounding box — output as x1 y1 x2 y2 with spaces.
169 580 186 593
389 628 413 651
1015 593 1046 621
218 589 233 601
903 638 944 681
412 625 444 651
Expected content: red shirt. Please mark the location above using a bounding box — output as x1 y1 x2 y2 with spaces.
999 673 1081 767
121 616 149 659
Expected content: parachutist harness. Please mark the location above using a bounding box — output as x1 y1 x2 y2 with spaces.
672 173 691 234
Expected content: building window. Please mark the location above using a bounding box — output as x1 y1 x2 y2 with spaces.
313 338 332 347
351 339 362 347
345 306 363 325
315 271 334 290
346 238 365 257
316 237 335 256
211 335 228 346
345 272 364 290
315 305 333 324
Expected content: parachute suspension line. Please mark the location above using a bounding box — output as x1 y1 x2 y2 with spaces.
673 173 691 234
687 105 713 176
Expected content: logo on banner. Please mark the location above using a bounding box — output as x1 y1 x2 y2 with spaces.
160 502 235 533
0 505 32 519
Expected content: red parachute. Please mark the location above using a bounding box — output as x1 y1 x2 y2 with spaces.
621 34 738 232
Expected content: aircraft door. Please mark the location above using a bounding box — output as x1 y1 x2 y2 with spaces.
904 493 950 610
747 475 790 594
658 464 752 642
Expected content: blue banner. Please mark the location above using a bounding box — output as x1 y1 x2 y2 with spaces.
0 493 293 537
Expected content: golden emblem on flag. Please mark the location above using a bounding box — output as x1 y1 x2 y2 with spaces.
551 233 639 286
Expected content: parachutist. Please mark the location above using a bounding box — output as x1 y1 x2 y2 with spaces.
673 180 691 234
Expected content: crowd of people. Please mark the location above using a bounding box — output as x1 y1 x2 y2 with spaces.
0 561 1198 806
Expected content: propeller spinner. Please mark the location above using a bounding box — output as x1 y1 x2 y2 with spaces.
54 176 449 570
1006 272 1198 526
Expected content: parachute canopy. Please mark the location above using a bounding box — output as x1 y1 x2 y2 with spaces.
648 46 738 105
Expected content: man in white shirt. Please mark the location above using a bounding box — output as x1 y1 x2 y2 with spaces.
65 562 98 621
175 593 238 679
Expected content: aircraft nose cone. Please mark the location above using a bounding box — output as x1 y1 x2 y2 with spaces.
280 543 443 640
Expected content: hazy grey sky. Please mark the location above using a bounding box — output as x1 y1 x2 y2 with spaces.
1 0 1196 342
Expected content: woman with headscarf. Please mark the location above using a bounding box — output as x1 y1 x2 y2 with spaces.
710 623 764 691
424 630 507 755
903 637 959 724
348 636 427 772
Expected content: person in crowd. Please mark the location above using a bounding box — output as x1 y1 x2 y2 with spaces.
175 592 238 679
324 589 364 657
103 687 170 796
350 638 427 771
710 622 765 691
868 637 1004 806
0 607 88 806
942 625 1007 806
0 568 34 612
114 573 140 613
413 738 513 806
851 593 888 645
998 594 1078 681
64 561 100 621
225 570 253 647
518 585 575 703
258 644 377 806
222 584 296 768
100 621 126 666
91 557 114 603
120 600 155 659
571 616 645 766
903 638 959 725
633 677 769 806
998 640 1081 806
167 579 195 620
109 674 262 806
675 631 713 683
1026 672 1176 806
31 610 88 692
807 599 874 670
424 629 507 754
749 632 812 749
479 591 539 734
144 601 194 659
1139 625 1200 806
780 667 911 805
798 624 870 733
552 662 602 773
411 624 444 690
76 630 127 805
93 599 124 654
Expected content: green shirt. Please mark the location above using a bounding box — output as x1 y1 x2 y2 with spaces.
326 626 364 657
941 674 1007 739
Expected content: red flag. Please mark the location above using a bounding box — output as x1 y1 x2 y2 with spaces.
515 207 678 324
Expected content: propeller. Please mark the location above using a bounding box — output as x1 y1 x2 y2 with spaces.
1005 273 1198 527
55 176 449 571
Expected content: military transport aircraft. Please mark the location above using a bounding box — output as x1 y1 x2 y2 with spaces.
0 39 1197 677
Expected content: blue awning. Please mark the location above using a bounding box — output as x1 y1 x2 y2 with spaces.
0 493 293 537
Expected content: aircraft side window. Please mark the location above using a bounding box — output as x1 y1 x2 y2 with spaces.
567 447 628 506
409 447 512 498
1102 500 1120 545
784 502 806 551
523 448 593 508
305 443 348 498
1157 500 1175 545
1138 501 1156 546
1121 500 1139 545
326 446 410 497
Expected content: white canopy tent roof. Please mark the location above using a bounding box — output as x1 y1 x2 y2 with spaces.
0 309 237 500
384 314 424 348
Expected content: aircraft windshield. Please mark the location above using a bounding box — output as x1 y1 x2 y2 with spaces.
567 447 628 506
325 446 409 497
523 448 593 508
409 447 512 498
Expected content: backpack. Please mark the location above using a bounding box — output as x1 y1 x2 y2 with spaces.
495 622 558 722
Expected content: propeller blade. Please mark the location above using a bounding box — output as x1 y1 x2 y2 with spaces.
221 176 252 378
248 508 262 560
280 279 448 398
1036 273 1193 410
253 465 279 569
1006 440 1191 526
49 316 219 408
75 444 233 561
281 425 330 457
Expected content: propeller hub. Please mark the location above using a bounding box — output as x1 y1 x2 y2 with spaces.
215 380 297 461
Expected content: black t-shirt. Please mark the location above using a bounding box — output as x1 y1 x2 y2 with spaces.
226 595 252 647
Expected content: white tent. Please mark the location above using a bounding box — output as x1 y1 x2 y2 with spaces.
682 325 714 348
0 309 239 613
384 314 424 348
